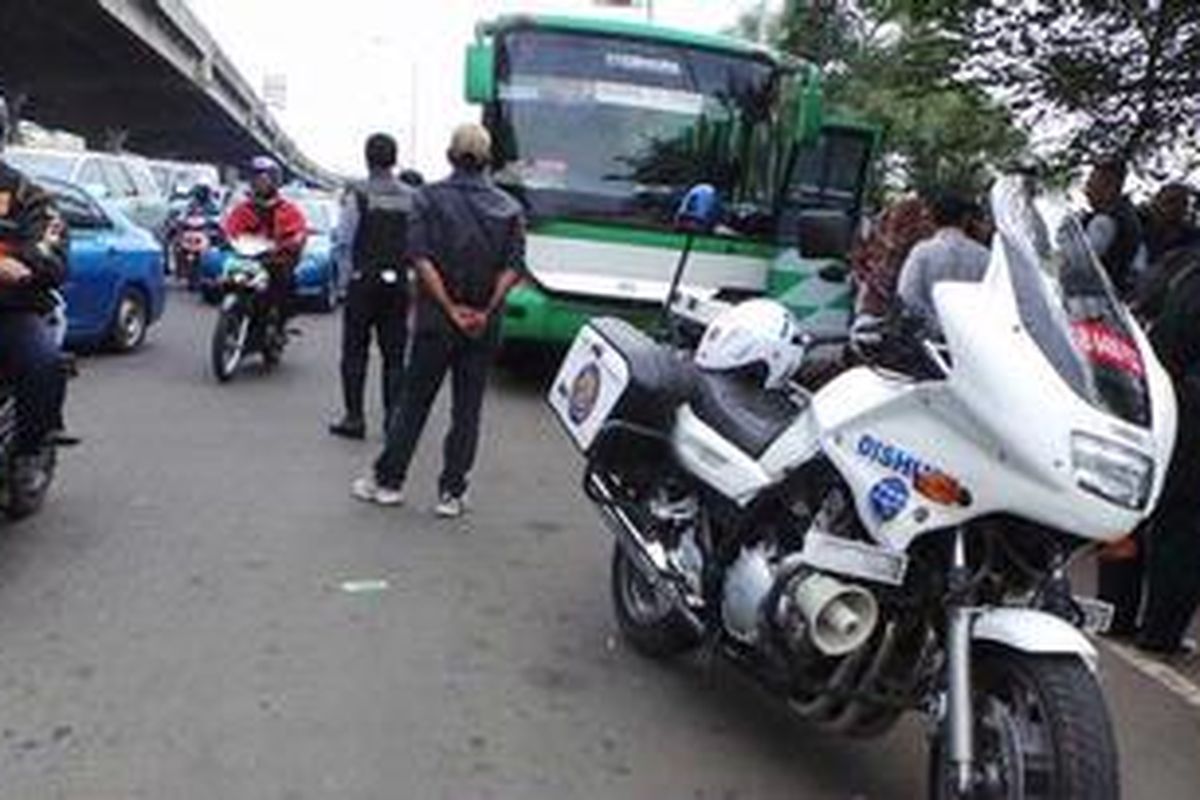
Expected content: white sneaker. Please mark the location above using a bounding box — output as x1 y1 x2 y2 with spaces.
351 475 404 506
434 493 466 518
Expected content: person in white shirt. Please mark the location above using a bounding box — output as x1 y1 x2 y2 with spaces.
896 191 991 334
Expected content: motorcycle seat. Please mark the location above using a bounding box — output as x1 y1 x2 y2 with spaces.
690 371 806 458
588 317 695 428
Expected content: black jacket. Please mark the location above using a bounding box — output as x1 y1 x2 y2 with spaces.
1149 258 1200 503
408 169 525 338
0 160 68 313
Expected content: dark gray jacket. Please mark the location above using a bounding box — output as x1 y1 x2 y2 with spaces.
407 169 525 338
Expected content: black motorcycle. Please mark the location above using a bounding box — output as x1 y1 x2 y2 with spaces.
210 235 286 382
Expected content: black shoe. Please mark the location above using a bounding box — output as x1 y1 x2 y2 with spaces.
329 419 366 440
1136 637 1198 657
49 429 82 447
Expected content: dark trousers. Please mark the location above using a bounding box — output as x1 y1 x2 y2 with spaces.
0 313 64 454
1098 445 1200 650
373 331 492 497
265 264 294 325
1097 526 1146 635
1140 503 1200 649
340 282 407 423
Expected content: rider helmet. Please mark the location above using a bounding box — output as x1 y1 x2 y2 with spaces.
248 155 283 202
694 299 802 390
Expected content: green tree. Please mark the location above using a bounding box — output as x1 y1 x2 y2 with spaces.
963 0 1200 173
734 1 1027 197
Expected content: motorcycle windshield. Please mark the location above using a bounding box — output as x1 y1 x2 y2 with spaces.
992 176 1151 427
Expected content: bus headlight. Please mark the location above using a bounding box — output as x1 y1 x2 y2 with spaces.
1071 432 1153 510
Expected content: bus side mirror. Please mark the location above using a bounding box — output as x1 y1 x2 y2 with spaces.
464 42 496 103
795 209 853 260
674 184 720 234
794 73 824 147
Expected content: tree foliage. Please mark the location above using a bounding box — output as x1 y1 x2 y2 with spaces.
735 1 1028 197
962 1 1200 173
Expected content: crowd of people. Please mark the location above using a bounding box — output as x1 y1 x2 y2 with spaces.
851 161 1200 658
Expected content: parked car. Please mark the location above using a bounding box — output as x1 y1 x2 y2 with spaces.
6 147 170 241
41 177 167 352
147 158 221 201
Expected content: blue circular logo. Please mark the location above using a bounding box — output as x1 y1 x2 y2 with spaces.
568 363 602 425
869 477 910 522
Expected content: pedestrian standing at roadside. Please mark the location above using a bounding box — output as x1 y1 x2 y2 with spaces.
895 190 991 334
850 196 934 321
1081 159 1145 300
329 133 416 440
1140 182 1198 265
351 123 525 517
1108 248 1200 656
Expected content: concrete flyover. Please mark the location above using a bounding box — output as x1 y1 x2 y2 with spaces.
0 0 338 186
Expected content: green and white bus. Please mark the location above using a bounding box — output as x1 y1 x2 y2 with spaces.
464 15 877 344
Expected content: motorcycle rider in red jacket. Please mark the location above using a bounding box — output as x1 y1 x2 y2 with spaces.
222 156 307 330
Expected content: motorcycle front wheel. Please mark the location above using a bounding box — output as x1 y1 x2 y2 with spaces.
211 298 249 383
610 545 700 659
928 647 1118 800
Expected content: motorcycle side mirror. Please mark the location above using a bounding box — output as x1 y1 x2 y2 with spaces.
818 263 848 283
795 208 853 260
674 183 721 234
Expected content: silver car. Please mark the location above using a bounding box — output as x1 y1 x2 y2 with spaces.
5 147 170 240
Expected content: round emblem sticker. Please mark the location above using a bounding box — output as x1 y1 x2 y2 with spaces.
568 363 602 425
869 477 910 522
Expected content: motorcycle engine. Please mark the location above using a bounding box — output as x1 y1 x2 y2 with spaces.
721 486 881 658
647 484 704 603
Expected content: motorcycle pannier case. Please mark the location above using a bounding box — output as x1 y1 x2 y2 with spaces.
549 317 691 453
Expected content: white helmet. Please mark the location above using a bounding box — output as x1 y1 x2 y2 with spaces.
694 299 802 390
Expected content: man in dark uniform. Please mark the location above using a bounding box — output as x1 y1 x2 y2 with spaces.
1136 250 1200 654
352 123 524 516
329 133 416 440
1082 159 1144 300
0 94 69 482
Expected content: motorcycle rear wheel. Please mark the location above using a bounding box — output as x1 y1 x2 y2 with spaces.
3 445 57 520
610 545 700 659
928 647 1118 800
211 301 249 383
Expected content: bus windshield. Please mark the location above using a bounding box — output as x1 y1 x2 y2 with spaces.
491 29 779 232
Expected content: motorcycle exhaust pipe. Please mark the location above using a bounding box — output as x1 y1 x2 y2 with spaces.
793 573 879 658
586 472 705 637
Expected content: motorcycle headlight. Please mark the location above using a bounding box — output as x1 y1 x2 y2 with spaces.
1071 432 1154 510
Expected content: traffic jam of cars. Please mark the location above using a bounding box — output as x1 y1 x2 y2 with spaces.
3 145 343 353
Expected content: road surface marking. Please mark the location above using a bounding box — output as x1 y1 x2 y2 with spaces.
1104 641 1200 712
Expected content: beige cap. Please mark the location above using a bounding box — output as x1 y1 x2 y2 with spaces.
448 122 492 163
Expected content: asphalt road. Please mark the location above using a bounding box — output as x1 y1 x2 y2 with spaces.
1 291 1197 799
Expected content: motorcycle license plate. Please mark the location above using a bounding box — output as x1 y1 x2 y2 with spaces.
548 323 631 452
1073 595 1115 634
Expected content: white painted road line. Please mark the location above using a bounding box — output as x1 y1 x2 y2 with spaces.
1104 641 1200 712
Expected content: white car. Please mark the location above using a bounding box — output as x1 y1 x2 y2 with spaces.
6 147 170 240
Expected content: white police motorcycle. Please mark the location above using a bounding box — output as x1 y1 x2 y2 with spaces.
548 176 1176 798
